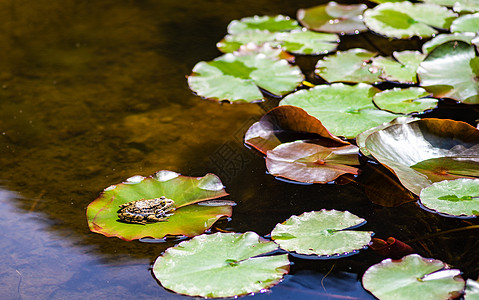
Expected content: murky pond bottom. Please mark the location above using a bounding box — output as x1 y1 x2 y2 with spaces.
0 1 478 299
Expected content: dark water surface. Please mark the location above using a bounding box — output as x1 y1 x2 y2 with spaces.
0 1 478 299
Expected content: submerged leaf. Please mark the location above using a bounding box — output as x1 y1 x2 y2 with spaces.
280 83 398 138
362 254 465 300
266 141 360 183
244 105 348 154
271 210 372 257
152 232 289 298
372 87 437 114
188 53 304 103
370 237 414 259
417 41 479 104
86 171 232 241
297 2 368 34
419 178 479 217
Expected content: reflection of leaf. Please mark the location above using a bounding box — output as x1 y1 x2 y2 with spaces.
152 232 290 298
86 171 232 241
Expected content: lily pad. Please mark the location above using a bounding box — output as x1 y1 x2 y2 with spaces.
315 48 382 83
279 83 399 138
363 118 479 195
152 232 290 298
86 171 233 241
227 15 300 35
188 53 304 103
216 30 277 53
423 0 479 13
411 157 479 182
362 254 465 300
419 178 479 217
244 105 349 154
363 2 457 39
371 51 426 84
271 210 373 257
297 2 368 34
451 13 479 33
266 141 360 184
417 41 479 104
372 87 438 114
466 279 479 300
422 32 476 53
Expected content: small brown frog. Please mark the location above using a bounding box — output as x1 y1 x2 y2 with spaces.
117 196 175 224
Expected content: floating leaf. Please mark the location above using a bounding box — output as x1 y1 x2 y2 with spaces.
280 83 398 138
417 41 479 104
371 51 426 84
266 141 360 183
422 32 476 53
227 15 300 35
363 118 479 195
362 254 465 300
370 237 414 259
271 210 372 257
273 30 339 55
152 232 289 298
419 178 479 217
451 13 479 33
244 105 348 154
188 53 304 103
297 2 368 34
411 157 479 182
372 87 438 114
315 48 381 83
423 0 479 12
466 279 479 300
363 2 457 38
86 171 232 241
217 30 276 53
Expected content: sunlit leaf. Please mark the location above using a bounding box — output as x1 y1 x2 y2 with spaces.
271 210 372 257
411 157 479 182
451 13 479 33
363 118 479 195
297 2 368 34
363 2 457 38
273 30 339 55
466 279 479 300
86 171 232 241
371 51 426 84
423 0 479 12
227 15 300 35
244 105 348 154
188 53 304 103
417 41 479 104
152 232 289 298
419 178 479 217
362 254 465 300
372 87 438 114
280 83 398 138
217 30 277 53
422 32 476 53
266 141 360 183
315 48 382 83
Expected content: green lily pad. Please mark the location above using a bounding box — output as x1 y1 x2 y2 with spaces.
362 254 465 300
244 105 348 154
419 178 479 217
363 2 457 39
152 232 290 298
297 2 368 34
422 32 476 53
315 48 382 83
371 51 426 84
271 210 373 257
423 0 479 12
279 83 399 138
266 141 360 184
86 171 233 241
466 279 479 300
188 53 304 103
411 157 479 182
417 41 479 104
357 116 419 157
227 15 300 35
451 13 479 33
363 118 479 195
372 87 438 114
216 30 277 53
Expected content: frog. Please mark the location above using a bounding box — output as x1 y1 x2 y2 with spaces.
117 196 175 224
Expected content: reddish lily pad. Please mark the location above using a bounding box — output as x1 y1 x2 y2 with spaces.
244 105 349 154
363 118 479 195
266 141 360 183
86 170 233 241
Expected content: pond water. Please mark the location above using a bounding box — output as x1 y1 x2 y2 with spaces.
0 1 478 299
